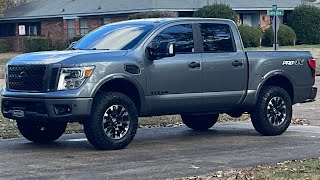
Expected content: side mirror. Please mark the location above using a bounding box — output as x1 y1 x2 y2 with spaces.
68 41 78 49
147 41 175 60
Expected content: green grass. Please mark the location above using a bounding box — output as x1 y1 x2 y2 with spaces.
245 44 320 51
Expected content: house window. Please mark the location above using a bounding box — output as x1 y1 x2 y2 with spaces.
18 22 41 36
67 19 75 39
80 19 88 36
0 23 16 37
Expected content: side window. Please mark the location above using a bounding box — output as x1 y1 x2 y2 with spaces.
150 24 194 53
200 23 236 53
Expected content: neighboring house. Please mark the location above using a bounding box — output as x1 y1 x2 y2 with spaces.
0 0 319 51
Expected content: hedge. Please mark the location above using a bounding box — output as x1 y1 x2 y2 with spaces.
238 25 262 48
289 4 320 44
262 24 297 47
193 3 237 22
128 11 177 20
24 36 51 52
0 39 11 53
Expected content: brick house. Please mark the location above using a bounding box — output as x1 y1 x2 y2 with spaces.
0 0 319 51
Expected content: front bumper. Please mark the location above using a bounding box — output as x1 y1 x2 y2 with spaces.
1 96 93 122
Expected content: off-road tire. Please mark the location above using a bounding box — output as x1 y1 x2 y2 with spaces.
17 120 67 143
84 92 138 150
181 114 219 131
251 86 292 136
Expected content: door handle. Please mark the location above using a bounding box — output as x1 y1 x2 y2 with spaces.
232 60 243 67
188 61 201 69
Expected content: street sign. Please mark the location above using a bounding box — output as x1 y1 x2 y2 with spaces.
272 5 277 10
267 9 284 16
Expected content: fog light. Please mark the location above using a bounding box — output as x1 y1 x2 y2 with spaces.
54 105 72 115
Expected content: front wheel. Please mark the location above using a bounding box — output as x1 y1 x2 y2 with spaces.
250 86 292 136
17 120 67 143
181 114 219 131
84 92 138 150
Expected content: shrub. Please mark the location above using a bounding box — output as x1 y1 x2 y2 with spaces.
24 36 51 52
0 39 11 53
238 25 262 48
51 39 69 51
193 3 237 22
128 11 177 20
289 4 320 44
262 25 297 47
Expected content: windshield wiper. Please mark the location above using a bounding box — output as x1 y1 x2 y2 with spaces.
91 48 110 50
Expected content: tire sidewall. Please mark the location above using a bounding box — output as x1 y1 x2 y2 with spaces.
254 86 292 135
85 92 138 149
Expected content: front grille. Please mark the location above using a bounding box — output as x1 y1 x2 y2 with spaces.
8 65 47 92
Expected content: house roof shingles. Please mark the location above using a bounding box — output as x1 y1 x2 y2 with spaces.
1 0 319 21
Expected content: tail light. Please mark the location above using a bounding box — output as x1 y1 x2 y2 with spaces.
308 59 316 78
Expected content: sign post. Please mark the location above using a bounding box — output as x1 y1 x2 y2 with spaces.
267 5 284 51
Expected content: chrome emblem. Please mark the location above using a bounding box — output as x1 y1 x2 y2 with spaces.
19 71 27 78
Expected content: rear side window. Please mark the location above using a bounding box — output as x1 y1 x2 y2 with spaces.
150 24 194 53
200 23 236 53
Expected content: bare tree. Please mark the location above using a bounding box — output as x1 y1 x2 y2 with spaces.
1 0 34 14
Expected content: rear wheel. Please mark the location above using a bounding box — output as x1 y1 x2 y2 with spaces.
181 114 219 131
84 92 138 150
17 120 67 143
250 86 292 136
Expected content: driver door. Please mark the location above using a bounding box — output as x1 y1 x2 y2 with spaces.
145 23 203 115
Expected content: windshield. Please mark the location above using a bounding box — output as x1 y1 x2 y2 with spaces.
74 24 154 50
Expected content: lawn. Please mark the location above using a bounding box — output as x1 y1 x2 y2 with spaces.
245 44 320 51
179 158 320 180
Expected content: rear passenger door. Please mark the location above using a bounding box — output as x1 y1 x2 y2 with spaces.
198 22 248 110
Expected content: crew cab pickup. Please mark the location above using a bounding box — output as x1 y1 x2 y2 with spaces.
1 18 317 150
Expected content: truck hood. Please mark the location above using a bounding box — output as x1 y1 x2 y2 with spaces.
8 50 128 65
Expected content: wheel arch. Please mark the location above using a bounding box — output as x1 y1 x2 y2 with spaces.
255 71 295 104
91 74 146 115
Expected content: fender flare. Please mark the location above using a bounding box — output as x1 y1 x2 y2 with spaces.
91 73 146 114
253 70 295 104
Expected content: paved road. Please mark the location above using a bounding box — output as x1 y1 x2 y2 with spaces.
0 78 319 179
0 123 320 179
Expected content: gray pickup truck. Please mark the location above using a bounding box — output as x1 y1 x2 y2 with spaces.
1 18 317 150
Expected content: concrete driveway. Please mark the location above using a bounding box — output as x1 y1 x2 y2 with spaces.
0 78 319 179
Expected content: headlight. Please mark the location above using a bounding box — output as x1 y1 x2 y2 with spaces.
57 66 95 91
